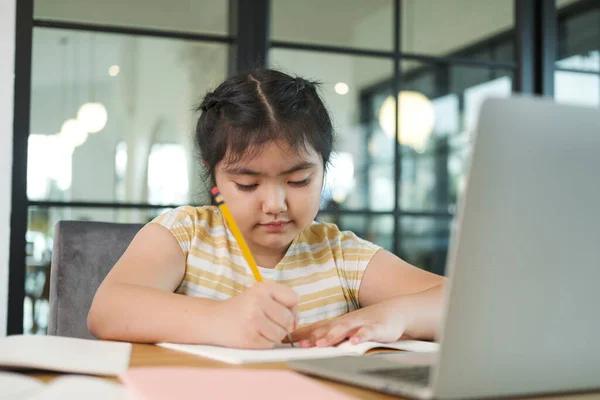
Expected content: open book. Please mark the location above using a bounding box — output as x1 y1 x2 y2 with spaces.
157 340 438 365
0 335 132 376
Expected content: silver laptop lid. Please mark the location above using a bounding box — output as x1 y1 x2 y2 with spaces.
433 97 600 399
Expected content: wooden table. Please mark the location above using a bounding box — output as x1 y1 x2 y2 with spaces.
28 344 600 400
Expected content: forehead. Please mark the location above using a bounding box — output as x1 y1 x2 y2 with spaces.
222 141 321 169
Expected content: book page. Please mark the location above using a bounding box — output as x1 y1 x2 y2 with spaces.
157 342 350 364
0 335 131 376
338 340 439 355
157 339 438 364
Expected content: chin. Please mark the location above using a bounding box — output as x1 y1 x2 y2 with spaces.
259 234 295 249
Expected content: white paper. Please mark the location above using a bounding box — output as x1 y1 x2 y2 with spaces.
0 335 132 376
26 376 129 400
0 372 45 400
337 340 439 354
157 340 438 365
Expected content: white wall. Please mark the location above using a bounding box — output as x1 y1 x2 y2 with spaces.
0 0 16 336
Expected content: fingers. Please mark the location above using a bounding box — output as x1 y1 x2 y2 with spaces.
258 319 288 343
289 319 332 347
297 326 330 348
261 296 295 337
247 330 280 349
293 318 364 348
289 320 324 342
245 301 289 345
349 325 376 344
266 282 300 309
238 283 299 347
315 321 362 347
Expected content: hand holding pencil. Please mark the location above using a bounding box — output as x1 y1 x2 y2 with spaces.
211 187 298 349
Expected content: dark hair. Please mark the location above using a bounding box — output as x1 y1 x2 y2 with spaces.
194 69 334 184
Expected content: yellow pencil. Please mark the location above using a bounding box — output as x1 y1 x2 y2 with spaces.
210 187 295 347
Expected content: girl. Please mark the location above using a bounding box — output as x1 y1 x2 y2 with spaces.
88 69 445 349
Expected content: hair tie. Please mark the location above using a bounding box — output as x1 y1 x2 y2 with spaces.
201 93 223 112
295 78 315 93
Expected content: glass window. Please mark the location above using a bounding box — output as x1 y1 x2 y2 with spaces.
271 0 393 50
318 214 395 252
398 216 453 275
34 0 229 35
29 28 228 205
401 0 514 61
555 70 600 107
27 134 73 200
555 3 600 107
269 49 394 211
147 143 189 205
364 62 512 213
115 141 128 202
556 4 600 72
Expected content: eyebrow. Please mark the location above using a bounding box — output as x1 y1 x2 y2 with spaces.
223 162 318 177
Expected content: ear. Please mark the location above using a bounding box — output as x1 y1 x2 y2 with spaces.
201 160 209 169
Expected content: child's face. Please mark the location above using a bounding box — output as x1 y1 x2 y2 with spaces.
214 141 324 257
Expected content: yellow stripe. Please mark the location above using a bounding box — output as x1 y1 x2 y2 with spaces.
298 294 348 312
183 274 246 297
281 249 377 270
185 267 250 291
299 286 346 303
278 267 338 286
188 248 254 278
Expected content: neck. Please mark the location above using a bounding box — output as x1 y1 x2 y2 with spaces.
249 243 290 269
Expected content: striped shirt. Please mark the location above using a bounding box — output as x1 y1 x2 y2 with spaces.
151 206 381 327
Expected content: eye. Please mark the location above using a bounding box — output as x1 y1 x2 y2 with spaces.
235 183 258 192
289 178 311 187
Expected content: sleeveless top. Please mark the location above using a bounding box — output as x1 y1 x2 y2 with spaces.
151 206 381 327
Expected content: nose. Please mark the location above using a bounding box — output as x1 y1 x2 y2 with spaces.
261 184 288 215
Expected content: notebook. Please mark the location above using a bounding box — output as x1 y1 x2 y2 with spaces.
120 367 355 400
0 335 132 376
0 373 128 400
157 339 438 364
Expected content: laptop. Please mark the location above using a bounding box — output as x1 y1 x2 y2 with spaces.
289 96 600 399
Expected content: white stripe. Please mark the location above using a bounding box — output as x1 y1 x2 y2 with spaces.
178 282 233 301
186 257 254 285
301 293 346 308
279 247 339 267
298 303 349 324
183 270 248 294
278 262 338 280
293 276 345 296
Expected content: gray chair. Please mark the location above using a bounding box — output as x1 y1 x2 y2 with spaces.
48 220 143 339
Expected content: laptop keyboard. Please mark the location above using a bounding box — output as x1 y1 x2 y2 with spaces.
364 366 431 386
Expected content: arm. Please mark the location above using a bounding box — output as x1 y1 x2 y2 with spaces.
291 249 446 346
87 223 222 344
358 249 446 340
88 222 299 348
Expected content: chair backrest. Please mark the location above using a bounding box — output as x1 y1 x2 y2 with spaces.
48 220 143 339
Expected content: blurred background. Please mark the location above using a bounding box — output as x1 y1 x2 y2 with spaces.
11 0 599 334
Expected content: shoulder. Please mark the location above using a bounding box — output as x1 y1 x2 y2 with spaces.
150 205 224 230
300 221 380 252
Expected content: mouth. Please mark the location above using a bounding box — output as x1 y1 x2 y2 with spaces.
259 221 291 232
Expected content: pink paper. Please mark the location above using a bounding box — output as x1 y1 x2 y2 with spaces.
121 367 356 400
